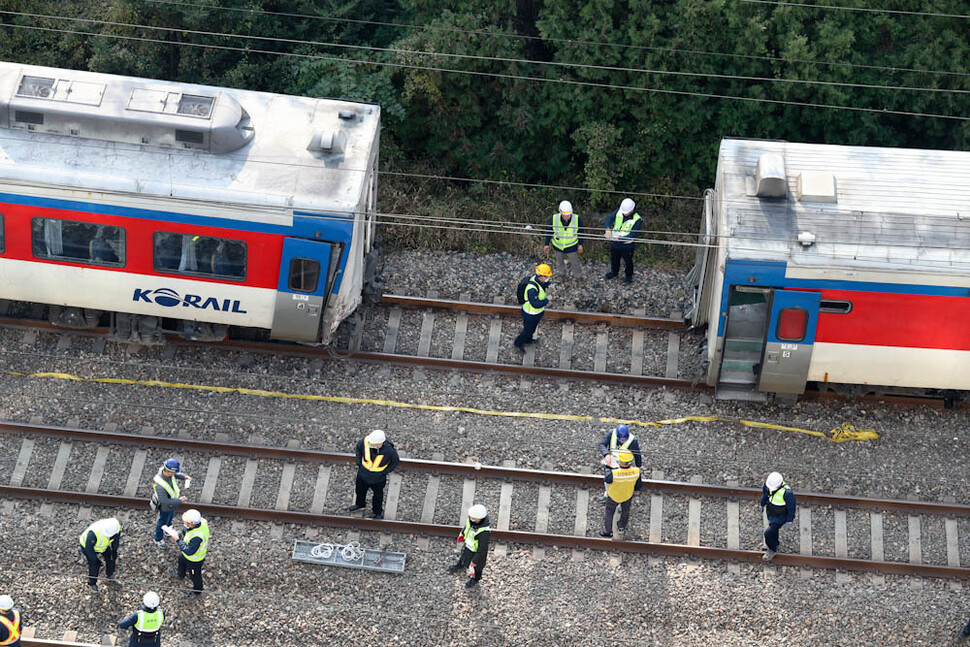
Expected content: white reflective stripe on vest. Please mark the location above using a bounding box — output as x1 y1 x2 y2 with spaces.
0 610 20 646
609 431 635 454
551 212 579 250
463 520 490 552
135 609 164 633
611 212 641 243
769 485 789 506
153 471 180 499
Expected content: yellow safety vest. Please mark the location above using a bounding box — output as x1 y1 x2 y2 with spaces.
551 212 579 251
0 610 20 646
78 519 117 553
153 470 180 499
611 212 641 244
607 466 641 503
462 520 490 553
134 609 164 633
522 278 547 315
361 440 388 473
182 519 209 562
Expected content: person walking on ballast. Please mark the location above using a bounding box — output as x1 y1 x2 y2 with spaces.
150 458 191 548
0 595 22 647
513 263 552 354
448 504 491 589
600 451 642 537
162 508 209 598
348 429 399 520
79 517 121 590
603 198 642 284
760 471 796 561
543 200 584 280
118 591 164 647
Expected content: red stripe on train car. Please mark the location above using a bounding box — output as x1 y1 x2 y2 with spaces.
0 201 283 289
814 289 970 351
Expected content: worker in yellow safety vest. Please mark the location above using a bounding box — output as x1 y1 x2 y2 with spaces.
348 429 400 520
118 591 164 646
600 451 642 538
448 504 491 589
79 517 121 590
759 471 796 561
514 263 552 353
163 509 209 598
543 200 584 280
0 595 22 647
603 198 642 284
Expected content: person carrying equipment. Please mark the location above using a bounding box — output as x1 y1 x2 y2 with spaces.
150 458 191 548
348 429 400 520
163 509 209 598
760 471 796 561
597 424 642 503
543 200 584 280
79 517 121 590
118 592 164 647
600 451 642 537
448 504 491 589
0 595 22 647
514 263 552 353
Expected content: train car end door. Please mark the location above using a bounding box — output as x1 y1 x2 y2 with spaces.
758 290 821 394
271 238 332 342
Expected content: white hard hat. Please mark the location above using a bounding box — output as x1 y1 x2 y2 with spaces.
142 591 160 609
103 517 121 537
468 504 488 520
558 200 573 215
620 198 636 215
182 509 202 524
367 429 386 444
765 472 784 490
0 595 12 611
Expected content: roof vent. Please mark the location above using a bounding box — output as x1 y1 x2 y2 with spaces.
755 153 787 198
797 171 837 203
338 109 357 120
307 130 346 155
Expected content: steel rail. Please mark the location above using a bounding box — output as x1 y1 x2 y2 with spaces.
3 485 969 580
3 421 969 518
23 640 100 647
379 294 689 330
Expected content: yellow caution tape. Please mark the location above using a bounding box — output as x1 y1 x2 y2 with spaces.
6 371 878 442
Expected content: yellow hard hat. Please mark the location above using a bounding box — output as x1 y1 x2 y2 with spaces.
617 451 634 464
536 263 552 277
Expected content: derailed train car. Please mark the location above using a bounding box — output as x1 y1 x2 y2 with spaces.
689 138 970 403
0 62 380 344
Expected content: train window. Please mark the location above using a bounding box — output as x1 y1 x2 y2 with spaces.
819 300 853 314
153 232 246 280
776 307 808 342
288 258 320 293
31 218 124 267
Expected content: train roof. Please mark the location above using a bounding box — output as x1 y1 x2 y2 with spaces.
0 62 380 216
715 138 970 274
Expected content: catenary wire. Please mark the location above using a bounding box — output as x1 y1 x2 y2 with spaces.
136 0 970 79
1 22 967 122
5 9 968 96
739 0 970 19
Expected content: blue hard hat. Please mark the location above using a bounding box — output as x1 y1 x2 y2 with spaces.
164 458 180 472
615 424 630 440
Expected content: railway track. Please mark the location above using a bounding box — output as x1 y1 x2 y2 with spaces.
3 420 970 582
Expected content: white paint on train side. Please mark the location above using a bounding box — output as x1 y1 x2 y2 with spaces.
809 342 970 390
0 258 275 328
786 265 970 289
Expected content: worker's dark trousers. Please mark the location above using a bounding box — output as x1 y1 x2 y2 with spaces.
609 244 635 279
81 547 115 586
604 497 632 534
764 520 787 551
514 312 543 348
454 547 485 581
961 618 970 638
355 474 386 516
178 554 204 593
154 509 175 542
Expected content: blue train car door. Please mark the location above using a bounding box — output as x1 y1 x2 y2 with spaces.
757 290 821 395
271 238 333 342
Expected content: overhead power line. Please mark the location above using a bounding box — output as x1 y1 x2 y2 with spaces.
739 0 970 20
139 0 970 79
1 22 967 122
5 9 966 96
